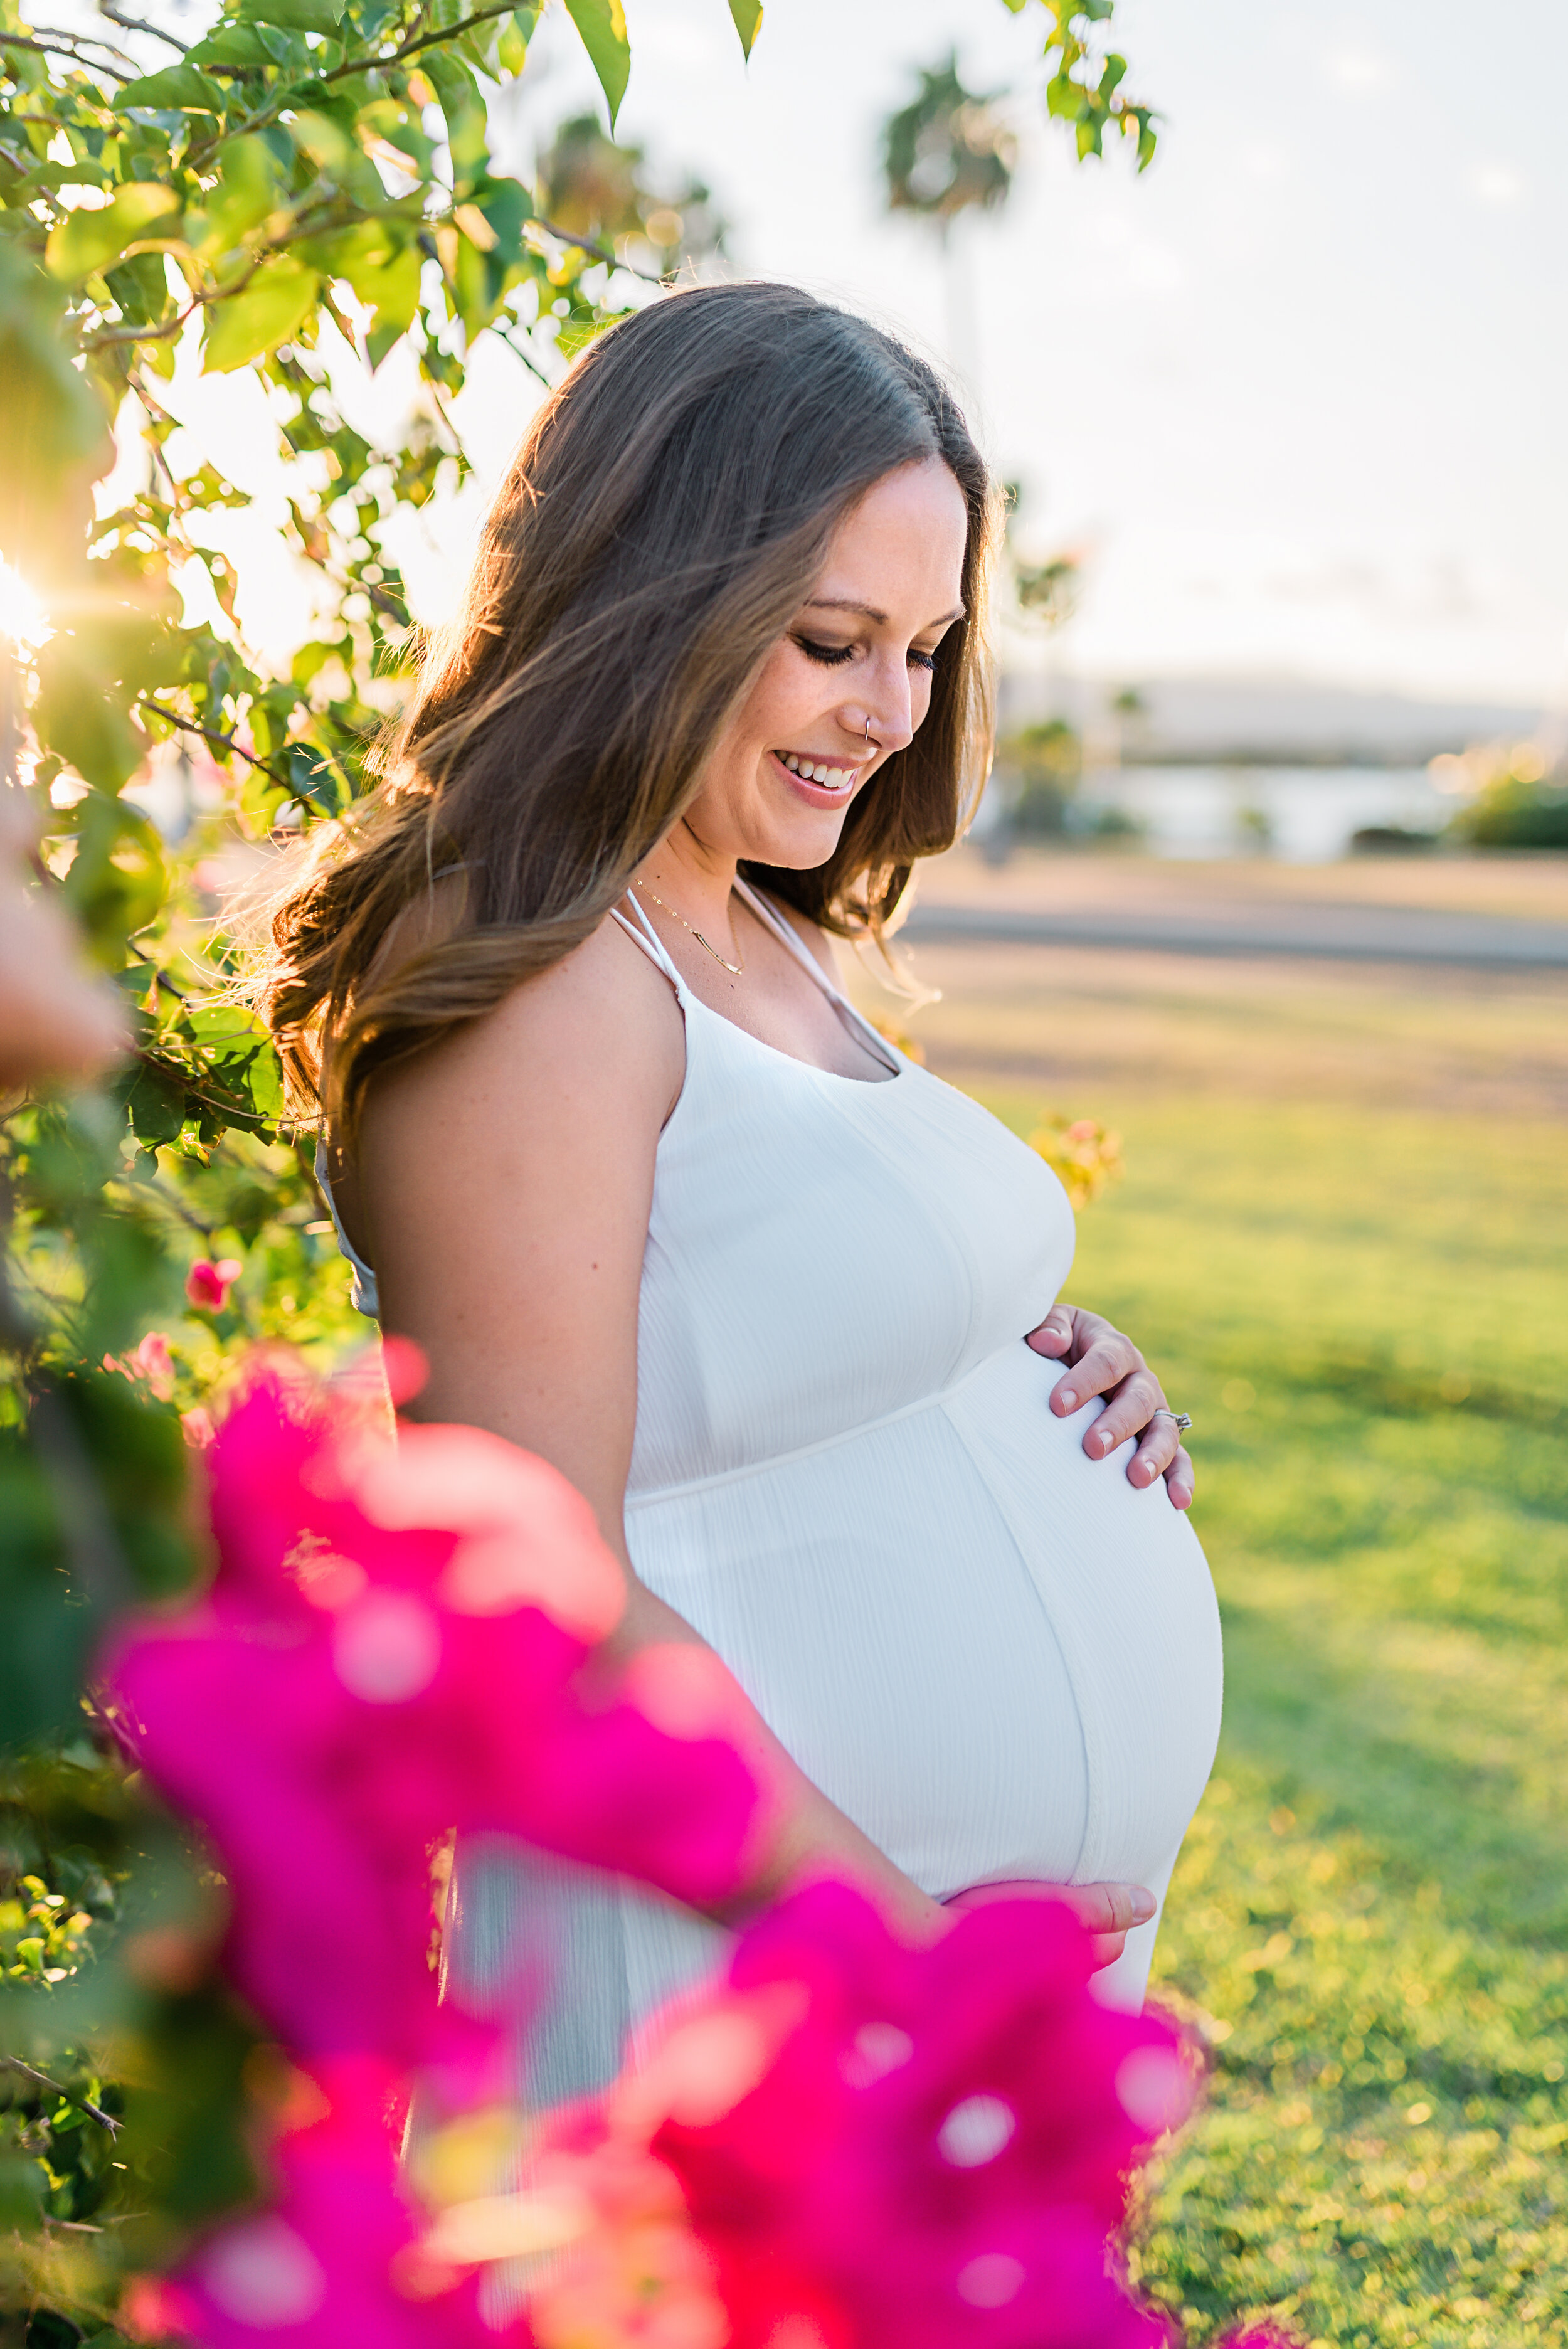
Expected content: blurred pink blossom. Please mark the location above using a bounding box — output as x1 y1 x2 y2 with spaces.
181 1406 216 1450
166 2057 489 2349
188 1257 243 1311
103 1331 176 1401
514 1881 1198 2349
104 1365 767 2097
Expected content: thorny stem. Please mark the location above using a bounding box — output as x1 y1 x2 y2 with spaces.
3 2058 122 2138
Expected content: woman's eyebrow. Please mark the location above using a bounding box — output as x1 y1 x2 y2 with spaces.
803 596 967 628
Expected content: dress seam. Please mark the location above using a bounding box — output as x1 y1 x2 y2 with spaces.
625 1354 994 1510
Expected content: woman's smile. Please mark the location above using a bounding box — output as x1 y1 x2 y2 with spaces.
771 746 862 805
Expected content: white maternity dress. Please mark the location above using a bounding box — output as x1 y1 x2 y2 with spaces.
325 881 1222 2105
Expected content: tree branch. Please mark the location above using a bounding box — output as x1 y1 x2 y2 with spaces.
135 701 296 792
495 321 553 387
0 31 135 82
529 213 667 287
319 1 513 85
3 2057 122 2138
98 3 189 52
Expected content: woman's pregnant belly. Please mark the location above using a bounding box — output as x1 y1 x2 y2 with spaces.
625 1342 1223 1921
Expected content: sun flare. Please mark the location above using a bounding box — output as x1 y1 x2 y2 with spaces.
0 559 50 652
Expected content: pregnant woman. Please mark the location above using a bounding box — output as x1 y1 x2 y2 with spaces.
263 283 1222 2099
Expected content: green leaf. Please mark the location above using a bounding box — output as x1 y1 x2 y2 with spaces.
33 657 146 792
0 247 113 554
119 1059 188 1148
118 63 228 112
470 174 531 262
60 792 166 955
1046 72 1087 121
236 0 344 32
563 0 630 129
728 0 763 58
421 48 488 181
245 1046 285 1121
187 24 275 66
192 135 277 258
45 184 181 284
349 243 423 369
201 255 320 372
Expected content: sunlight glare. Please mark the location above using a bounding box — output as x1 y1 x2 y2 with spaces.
0 559 50 651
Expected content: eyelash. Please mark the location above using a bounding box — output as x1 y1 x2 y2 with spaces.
794 635 938 673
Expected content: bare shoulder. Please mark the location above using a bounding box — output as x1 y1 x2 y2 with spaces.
368 908 685 1143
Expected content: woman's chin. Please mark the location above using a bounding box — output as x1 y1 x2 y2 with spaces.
736 782 859 869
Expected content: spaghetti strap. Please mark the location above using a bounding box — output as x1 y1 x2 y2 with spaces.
609 899 686 999
733 878 898 1073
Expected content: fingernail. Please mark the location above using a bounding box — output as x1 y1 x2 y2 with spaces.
1058 1388 1078 1411
1172 1484 1193 1510
1093 1429 1111 1455
1131 1890 1157 1923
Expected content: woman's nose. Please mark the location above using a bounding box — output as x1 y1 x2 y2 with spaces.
845 660 916 755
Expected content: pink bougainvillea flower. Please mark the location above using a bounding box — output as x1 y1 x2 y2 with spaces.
181 1406 216 1450
417 2135 731 2349
497 1884 1193 2349
103 1364 766 2094
187 1256 243 1312
167 2056 490 2349
103 1330 176 1401
606 1879 1197 2349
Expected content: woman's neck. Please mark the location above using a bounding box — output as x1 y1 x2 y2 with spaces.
635 822 744 946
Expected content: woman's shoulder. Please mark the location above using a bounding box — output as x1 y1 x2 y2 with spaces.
479 909 686 1103
364 903 685 1148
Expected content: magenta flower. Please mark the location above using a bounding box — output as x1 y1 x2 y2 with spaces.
187 1257 244 1312
622 1879 1195 2349
103 1330 176 1401
164 2056 489 2349
104 1364 766 2097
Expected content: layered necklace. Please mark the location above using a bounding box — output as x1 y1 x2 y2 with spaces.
635 881 745 975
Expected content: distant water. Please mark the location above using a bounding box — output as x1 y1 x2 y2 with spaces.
1071 765 1451 862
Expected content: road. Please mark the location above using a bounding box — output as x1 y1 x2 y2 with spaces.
901 898 1568 969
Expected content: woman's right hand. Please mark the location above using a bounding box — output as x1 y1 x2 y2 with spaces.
942 1877 1156 1971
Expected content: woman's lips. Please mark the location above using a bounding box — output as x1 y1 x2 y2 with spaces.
770 749 859 807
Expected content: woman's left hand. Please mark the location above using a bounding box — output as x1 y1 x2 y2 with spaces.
1026 1304 1194 1510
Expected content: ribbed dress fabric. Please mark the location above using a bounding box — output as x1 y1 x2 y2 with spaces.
324 881 1223 2115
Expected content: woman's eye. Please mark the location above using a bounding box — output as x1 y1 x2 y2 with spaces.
908 648 938 673
794 635 856 667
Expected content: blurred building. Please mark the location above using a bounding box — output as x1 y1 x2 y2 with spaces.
997 675 1542 771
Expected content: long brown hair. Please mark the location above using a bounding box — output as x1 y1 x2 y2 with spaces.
260 281 997 1134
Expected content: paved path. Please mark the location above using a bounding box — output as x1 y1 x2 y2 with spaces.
902 898 1568 970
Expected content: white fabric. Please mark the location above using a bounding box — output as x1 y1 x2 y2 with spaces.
331 883 1223 2103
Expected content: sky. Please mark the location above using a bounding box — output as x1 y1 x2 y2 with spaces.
471 0 1568 711
130 0 1568 712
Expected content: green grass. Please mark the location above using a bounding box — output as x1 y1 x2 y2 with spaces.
975 1088 1568 2349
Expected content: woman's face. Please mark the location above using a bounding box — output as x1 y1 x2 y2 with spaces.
677 456 970 871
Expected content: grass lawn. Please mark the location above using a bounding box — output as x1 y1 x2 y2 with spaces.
864 919 1568 2349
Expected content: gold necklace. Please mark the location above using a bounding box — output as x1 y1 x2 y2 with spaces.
635 882 746 975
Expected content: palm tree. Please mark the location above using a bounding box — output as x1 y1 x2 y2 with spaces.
880 53 1015 386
